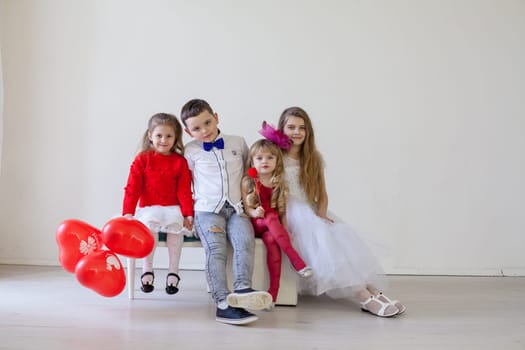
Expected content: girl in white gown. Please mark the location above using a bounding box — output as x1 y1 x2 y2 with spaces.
276 107 406 317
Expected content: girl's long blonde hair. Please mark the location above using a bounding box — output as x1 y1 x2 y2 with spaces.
140 113 184 155
242 139 288 216
278 107 325 207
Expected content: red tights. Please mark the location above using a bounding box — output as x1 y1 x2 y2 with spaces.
252 212 307 301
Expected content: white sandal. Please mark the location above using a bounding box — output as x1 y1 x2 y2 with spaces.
360 296 399 317
376 292 406 315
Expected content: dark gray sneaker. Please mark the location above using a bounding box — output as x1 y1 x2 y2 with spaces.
216 306 258 325
226 288 273 310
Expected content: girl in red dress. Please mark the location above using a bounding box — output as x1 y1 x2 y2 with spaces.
242 137 313 307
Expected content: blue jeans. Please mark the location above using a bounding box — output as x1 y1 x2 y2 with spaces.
194 203 255 304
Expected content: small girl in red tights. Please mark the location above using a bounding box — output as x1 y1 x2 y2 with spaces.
242 128 313 309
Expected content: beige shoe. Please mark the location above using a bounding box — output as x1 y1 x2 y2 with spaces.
226 288 273 310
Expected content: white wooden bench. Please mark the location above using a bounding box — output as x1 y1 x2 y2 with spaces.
126 235 298 305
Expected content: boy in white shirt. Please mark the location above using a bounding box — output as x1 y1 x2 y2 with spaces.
181 99 272 325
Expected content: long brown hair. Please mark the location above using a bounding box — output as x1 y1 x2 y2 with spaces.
242 139 288 216
140 113 184 155
278 107 325 207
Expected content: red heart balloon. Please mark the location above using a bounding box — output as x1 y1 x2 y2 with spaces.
75 250 126 297
101 217 154 258
56 219 103 273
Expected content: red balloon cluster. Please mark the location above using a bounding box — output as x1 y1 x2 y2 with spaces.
55 217 154 297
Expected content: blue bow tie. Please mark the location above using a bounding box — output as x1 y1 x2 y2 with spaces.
203 138 224 151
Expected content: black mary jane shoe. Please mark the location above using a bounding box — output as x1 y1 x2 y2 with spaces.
165 273 181 295
140 271 155 293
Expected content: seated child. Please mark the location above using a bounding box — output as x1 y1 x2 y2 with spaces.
122 113 193 295
181 99 272 325
242 132 313 307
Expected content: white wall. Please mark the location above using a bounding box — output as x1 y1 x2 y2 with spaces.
0 0 524 275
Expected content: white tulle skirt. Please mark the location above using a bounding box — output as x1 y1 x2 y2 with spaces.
286 197 386 300
135 205 186 235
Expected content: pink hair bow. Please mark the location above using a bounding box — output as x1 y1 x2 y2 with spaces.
259 121 292 150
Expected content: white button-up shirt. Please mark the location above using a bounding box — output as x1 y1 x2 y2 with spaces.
184 133 249 214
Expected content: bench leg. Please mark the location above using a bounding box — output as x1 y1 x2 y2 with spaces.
127 257 136 300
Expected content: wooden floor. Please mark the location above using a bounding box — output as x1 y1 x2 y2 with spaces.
1 265 524 350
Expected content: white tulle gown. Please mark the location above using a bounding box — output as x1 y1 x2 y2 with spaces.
284 156 386 300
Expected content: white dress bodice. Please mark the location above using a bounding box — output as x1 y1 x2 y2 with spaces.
283 156 307 202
